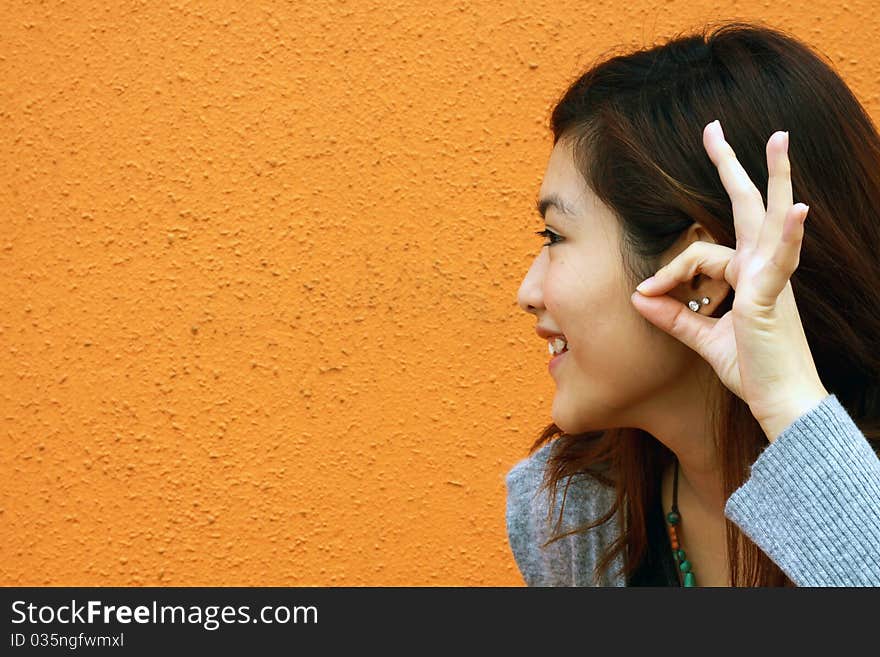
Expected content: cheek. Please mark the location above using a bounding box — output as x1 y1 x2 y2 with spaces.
543 265 607 330
568 305 631 365
566 294 653 371
543 259 646 355
540 270 569 319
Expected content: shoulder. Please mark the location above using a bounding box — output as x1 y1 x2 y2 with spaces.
505 441 625 586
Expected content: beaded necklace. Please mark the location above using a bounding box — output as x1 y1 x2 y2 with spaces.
665 457 697 587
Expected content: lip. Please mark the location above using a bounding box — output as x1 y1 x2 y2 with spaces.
536 326 566 341
548 347 569 374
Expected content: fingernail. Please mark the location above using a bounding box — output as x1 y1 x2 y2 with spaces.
801 204 810 223
636 276 657 292
782 131 789 151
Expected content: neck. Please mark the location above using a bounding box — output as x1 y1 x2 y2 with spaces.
670 450 726 518
639 359 728 516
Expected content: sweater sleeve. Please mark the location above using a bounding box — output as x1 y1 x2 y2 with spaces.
723 393 880 586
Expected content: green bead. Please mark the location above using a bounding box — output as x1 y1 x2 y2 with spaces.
676 549 686 561
683 572 696 587
666 511 680 525
679 560 692 573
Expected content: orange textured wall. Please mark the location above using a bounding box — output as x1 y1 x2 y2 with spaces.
3 2 878 586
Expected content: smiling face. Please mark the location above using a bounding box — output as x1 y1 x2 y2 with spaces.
517 137 705 434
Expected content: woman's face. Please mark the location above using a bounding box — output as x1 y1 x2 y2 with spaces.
517 138 703 434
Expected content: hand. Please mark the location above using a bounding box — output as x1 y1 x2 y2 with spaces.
629 120 828 442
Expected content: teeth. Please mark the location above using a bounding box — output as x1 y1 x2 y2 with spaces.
548 336 568 356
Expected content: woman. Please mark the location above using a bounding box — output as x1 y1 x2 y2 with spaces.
507 20 880 586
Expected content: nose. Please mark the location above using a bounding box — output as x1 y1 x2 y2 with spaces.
517 248 547 316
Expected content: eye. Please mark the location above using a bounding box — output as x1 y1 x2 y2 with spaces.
534 228 563 247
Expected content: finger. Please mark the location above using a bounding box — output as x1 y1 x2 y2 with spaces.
630 289 718 358
635 241 736 295
753 203 809 306
759 130 794 257
703 120 764 251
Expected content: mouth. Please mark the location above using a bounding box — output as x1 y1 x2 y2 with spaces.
547 350 568 374
547 336 569 358
548 339 569 373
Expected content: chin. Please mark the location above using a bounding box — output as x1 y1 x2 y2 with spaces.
550 406 580 434
551 399 609 435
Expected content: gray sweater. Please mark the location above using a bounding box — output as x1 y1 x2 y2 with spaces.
505 393 880 586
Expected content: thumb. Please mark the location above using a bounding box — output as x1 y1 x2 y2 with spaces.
630 290 715 356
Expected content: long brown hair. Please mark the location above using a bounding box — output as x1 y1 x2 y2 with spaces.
529 19 880 587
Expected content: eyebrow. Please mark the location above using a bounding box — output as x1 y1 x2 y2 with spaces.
535 193 578 220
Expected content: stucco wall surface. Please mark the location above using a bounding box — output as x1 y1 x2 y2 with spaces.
2 2 877 585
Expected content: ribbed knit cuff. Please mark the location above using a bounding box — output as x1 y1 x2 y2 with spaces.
723 393 880 586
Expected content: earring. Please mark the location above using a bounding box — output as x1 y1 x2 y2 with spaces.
688 297 710 312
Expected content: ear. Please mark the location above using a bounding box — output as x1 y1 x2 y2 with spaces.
660 222 733 314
